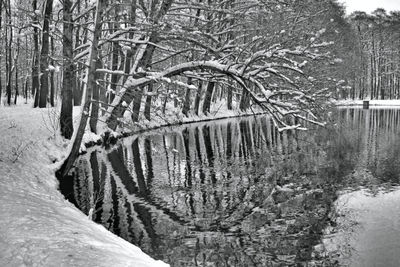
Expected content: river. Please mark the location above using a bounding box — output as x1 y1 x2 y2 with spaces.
59 108 400 266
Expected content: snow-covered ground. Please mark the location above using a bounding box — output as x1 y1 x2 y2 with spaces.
0 102 168 267
115 98 264 134
335 99 400 107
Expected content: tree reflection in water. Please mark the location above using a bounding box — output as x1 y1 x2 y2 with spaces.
59 108 400 266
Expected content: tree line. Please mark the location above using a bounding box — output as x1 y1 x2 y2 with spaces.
0 0 397 172
348 9 400 100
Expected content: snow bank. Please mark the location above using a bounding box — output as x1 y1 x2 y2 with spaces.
117 98 264 135
0 103 168 267
334 99 400 107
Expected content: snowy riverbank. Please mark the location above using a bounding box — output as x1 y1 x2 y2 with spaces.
0 103 168 267
109 99 263 136
0 100 263 267
334 99 400 107
83 99 264 151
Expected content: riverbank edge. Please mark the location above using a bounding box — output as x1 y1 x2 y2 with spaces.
0 105 169 267
0 104 267 267
83 109 268 149
333 99 400 107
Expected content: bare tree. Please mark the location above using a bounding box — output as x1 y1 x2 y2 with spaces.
59 0 106 176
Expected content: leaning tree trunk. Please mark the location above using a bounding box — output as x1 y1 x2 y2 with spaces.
122 0 137 85
58 0 105 177
38 0 53 108
89 58 103 133
132 0 173 122
132 35 157 122
60 0 74 139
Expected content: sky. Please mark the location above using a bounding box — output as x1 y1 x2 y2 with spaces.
340 0 400 14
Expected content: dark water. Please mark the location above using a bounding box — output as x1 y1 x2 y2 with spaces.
60 108 400 266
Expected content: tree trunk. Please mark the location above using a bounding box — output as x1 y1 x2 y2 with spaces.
73 0 83 106
109 42 120 103
227 85 233 110
6 0 12 106
14 29 21 105
131 34 158 123
50 36 55 107
58 0 105 177
194 80 202 115
182 77 192 116
24 34 29 102
90 58 103 133
122 0 137 85
128 0 173 123
24 76 28 103
130 87 142 122
38 0 53 108
144 83 153 121
0 0 2 104
239 87 250 111
202 81 214 114
60 0 74 139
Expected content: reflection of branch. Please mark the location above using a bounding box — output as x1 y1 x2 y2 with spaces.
107 148 189 225
88 179 105 220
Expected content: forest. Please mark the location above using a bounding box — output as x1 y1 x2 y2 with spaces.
0 0 398 143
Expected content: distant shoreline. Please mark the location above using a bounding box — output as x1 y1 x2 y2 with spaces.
334 99 400 107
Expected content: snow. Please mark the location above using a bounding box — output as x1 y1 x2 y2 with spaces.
82 130 102 145
335 99 400 107
0 101 168 267
118 98 265 134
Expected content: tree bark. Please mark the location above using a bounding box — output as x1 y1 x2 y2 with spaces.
14 29 21 105
60 0 74 139
38 0 53 108
239 87 250 111
0 0 2 104
144 83 153 120
227 85 233 110
59 0 106 177
202 81 214 114
6 0 12 105
182 77 192 116
90 58 103 133
73 0 83 106
50 36 55 107
194 81 203 115
109 42 120 103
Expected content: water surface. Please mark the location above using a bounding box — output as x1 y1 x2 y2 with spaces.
60 108 400 266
